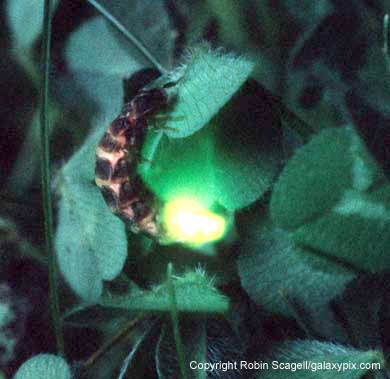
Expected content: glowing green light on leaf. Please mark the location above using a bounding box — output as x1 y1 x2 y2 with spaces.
163 197 226 245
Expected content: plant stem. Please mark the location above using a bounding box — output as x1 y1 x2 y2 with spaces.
167 263 188 379
86 0 167 74
118 319 156 379
84 316 143 369
40 0 64 354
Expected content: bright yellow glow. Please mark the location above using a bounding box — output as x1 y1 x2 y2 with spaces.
163 197 226 244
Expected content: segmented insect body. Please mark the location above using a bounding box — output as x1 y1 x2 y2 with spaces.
95 87 168 240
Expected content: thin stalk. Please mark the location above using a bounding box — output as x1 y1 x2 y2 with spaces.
118 319 156 379
166 263 188 379
83 316 144 369
86 0 167 74
40 0 64 354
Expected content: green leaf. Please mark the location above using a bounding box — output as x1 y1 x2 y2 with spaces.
65 16 142 117
62 301 135 328
294 185 390 272
163 44 254 138
55 124 127 302
172 0 213 46
142 80 279 212
65 70 124 118
66 16 143 77
94 0 176 70
272 89 316 143
6 0 60 50
14 354 71 379
212 80 282 209
100 268 229 313
207 0 249 48
7 106 59 196
0 284 16 363
285 66 346 133
357 43 390 116
258 340 383 378
332 273 389 349
141 126 216 205
270 124 390 273
271 126 383 230
237 219 354 339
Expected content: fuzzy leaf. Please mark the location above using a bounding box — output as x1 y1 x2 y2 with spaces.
332 273 390 350
164 44 254 138
65 16 142 117
6 0 60 50
141 126 216 205
100 269 229 313
258 340 383 378
55 124 127 302
213 141 277 210
270 125 390 273
142 80 280 212
66 16 143 77
62 70 125 120
212 80 282 209
237 219 354 339
294 185 390 272
271 127 383 230
96 0 176 70
14 354 71 379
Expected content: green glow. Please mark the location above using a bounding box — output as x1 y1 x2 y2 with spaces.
163 197 226 245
